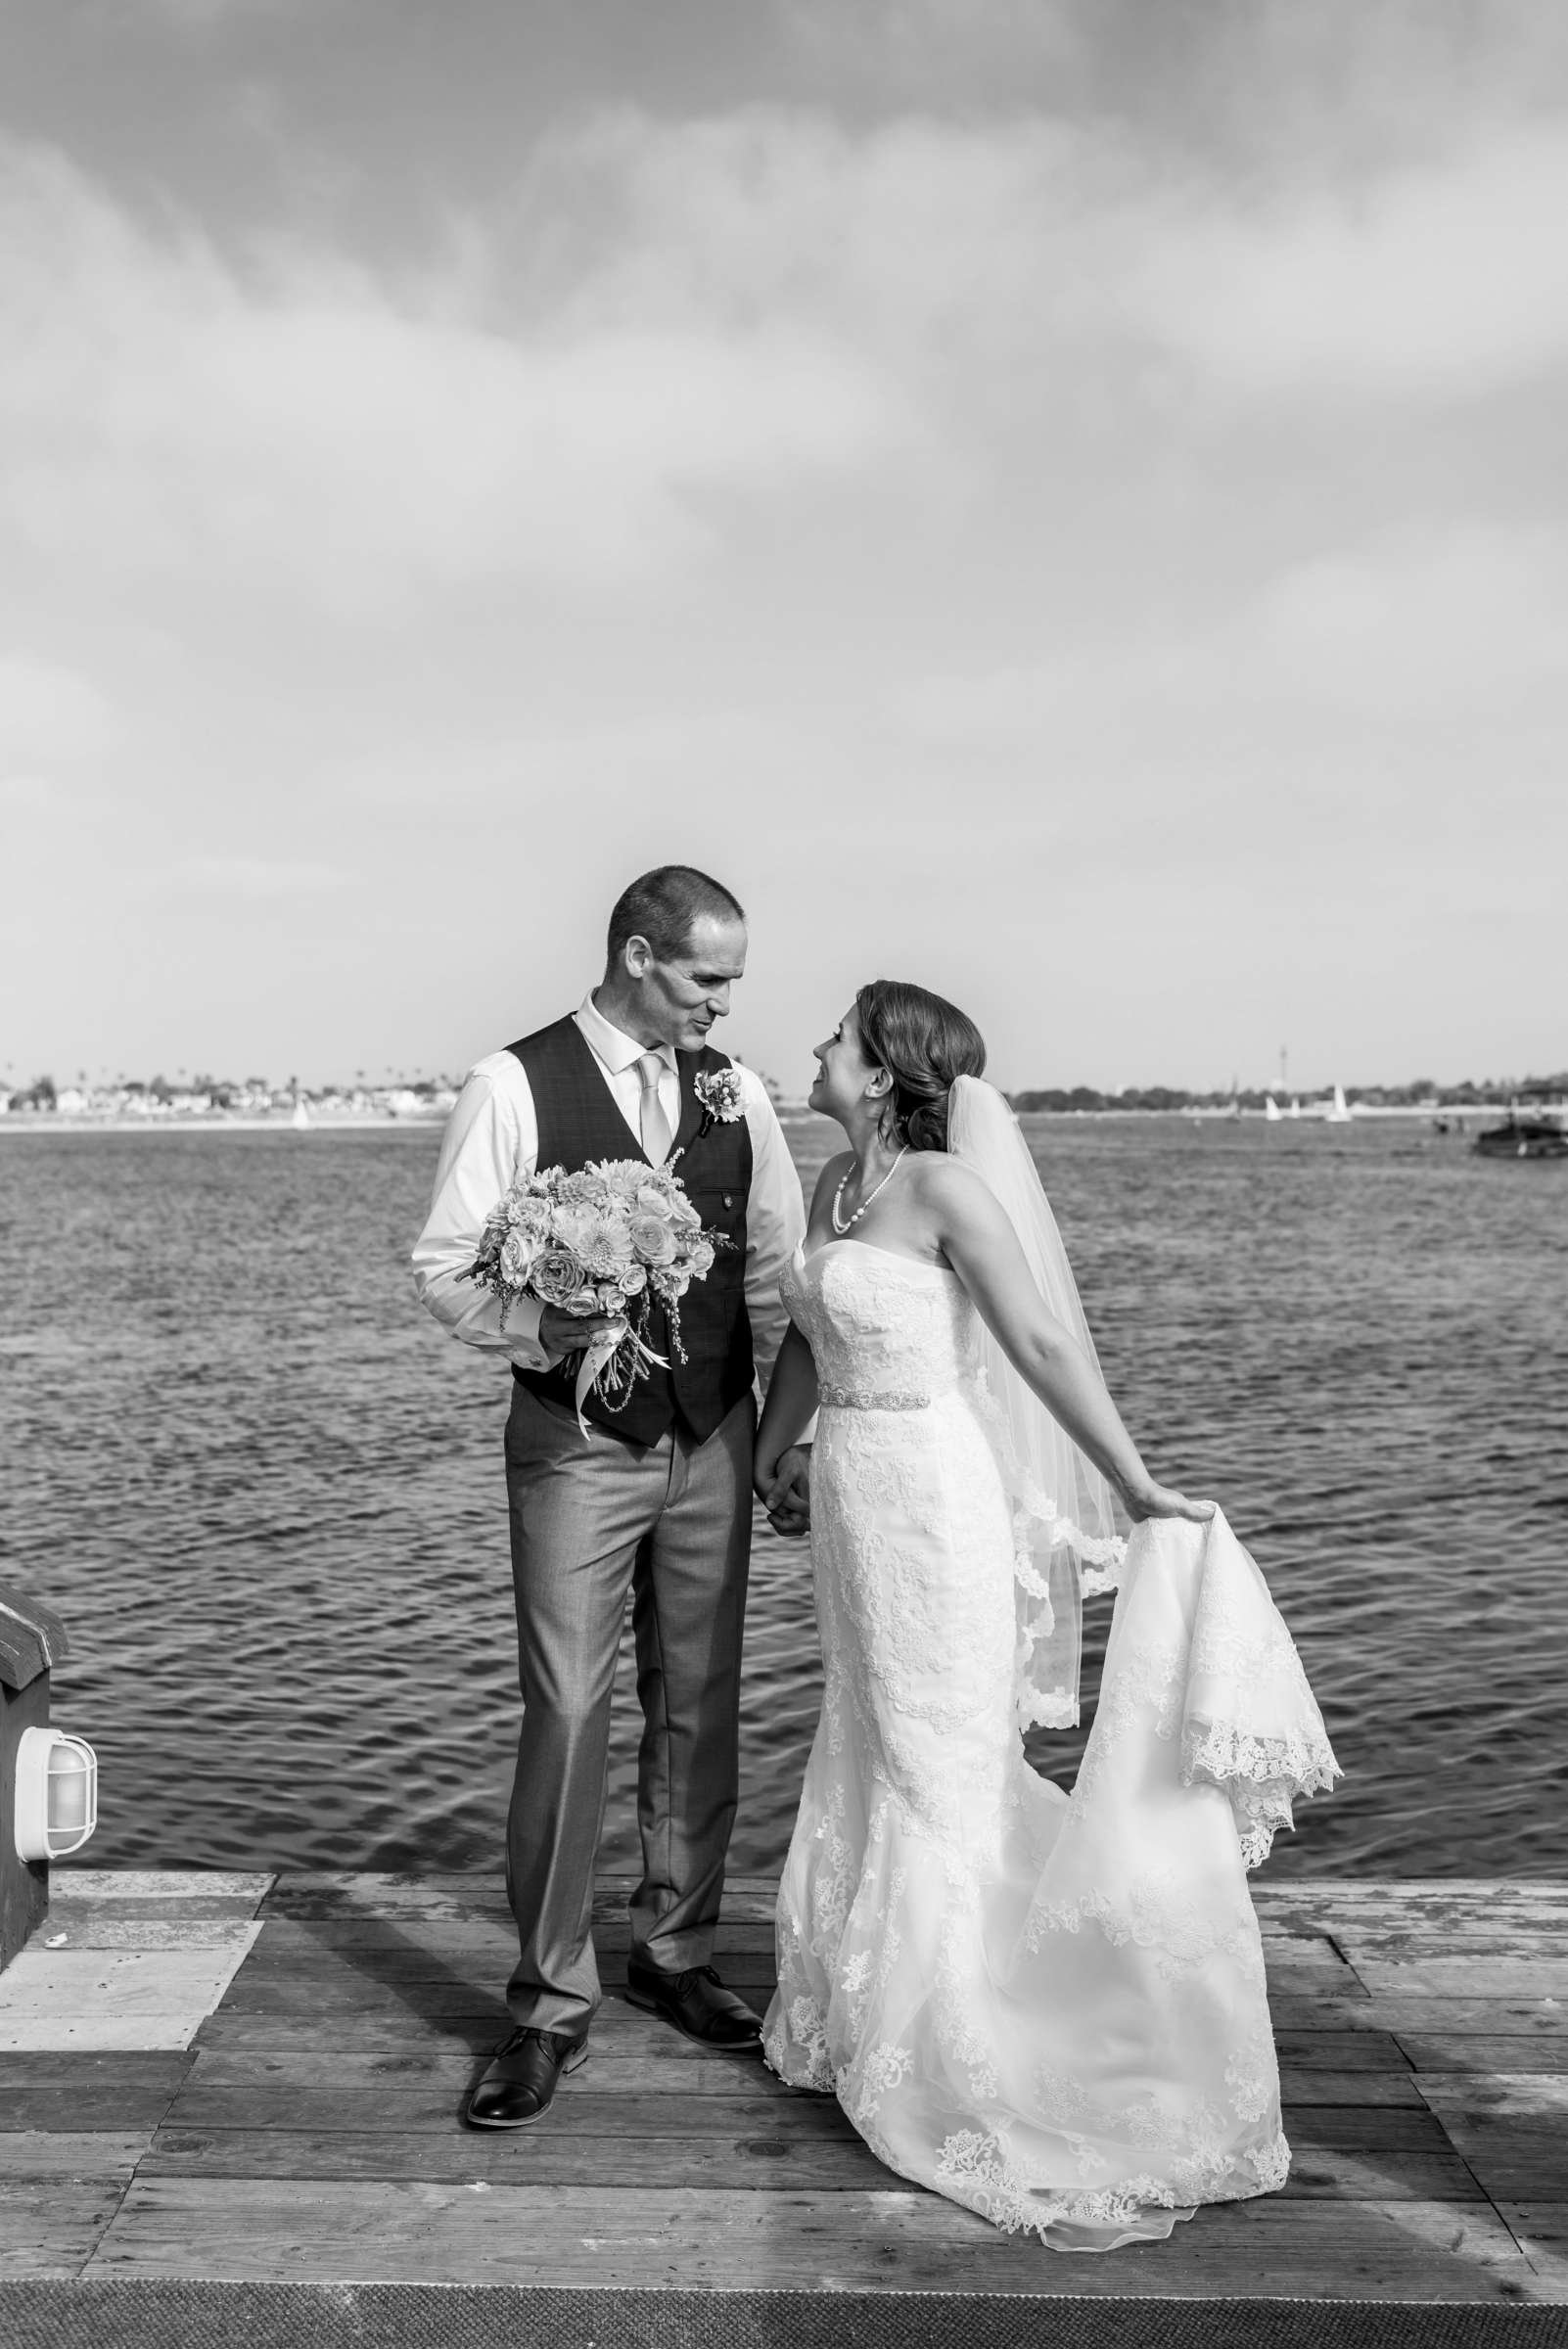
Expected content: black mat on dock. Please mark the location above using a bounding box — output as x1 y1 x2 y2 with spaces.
0 2284 1559 2349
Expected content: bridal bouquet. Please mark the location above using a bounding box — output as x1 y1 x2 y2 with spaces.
464 1160 726 1434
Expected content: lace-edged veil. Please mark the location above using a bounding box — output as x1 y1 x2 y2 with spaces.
945 1075 1127 1729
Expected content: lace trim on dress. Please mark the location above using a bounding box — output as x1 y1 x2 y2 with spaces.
1183 1722 1344 1868
931 2123 1291 2245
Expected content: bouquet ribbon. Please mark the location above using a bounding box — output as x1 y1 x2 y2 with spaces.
575 1318 669 1438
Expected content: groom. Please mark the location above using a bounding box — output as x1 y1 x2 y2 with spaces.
413 865 808 2128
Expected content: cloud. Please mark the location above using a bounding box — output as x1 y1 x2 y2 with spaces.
0 653 117 764
102 0 325 28
520 101 1568 438
5 86 1567 651
890 526 1568 757
0 654 116 806
1248 530 1568 710
1131 128 1568 398
0 140 903 619
0 771 57 810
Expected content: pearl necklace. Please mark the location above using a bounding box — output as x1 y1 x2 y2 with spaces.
831 1146 907 1235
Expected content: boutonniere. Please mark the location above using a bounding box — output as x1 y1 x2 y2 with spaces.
693 1066 745 1139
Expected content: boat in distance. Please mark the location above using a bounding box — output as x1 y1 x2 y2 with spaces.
1473 1090 1568 1161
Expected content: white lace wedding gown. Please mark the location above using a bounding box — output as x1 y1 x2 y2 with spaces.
762 1239 1339 2252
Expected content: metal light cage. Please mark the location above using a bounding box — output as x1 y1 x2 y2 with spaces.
13 1727 98 1863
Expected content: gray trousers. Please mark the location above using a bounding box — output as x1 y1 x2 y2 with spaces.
502 1381 756 2038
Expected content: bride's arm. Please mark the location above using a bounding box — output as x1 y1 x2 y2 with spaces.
753 1155 840 1534
921 1158 1212 1525
756 1320 820 1494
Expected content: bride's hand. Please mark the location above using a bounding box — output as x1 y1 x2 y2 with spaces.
1123 1478 1216 1525
756 1444 811 1539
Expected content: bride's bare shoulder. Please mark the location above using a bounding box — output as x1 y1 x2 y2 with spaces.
904 1151 995 1216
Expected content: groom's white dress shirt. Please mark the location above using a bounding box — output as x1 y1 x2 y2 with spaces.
413 991 806 1385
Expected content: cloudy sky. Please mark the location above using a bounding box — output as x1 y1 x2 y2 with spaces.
3 0 1564 1094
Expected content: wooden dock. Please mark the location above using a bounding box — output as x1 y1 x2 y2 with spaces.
2 1871 1566 2301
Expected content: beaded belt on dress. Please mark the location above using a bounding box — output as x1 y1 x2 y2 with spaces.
818 1384 931 1411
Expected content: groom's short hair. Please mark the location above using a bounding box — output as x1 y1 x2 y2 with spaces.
607 866 746 966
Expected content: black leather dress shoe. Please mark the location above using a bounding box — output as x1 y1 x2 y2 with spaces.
464 2027 588 2129
623 1957 762 2048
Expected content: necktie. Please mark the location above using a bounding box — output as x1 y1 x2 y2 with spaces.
636 1053 672 1166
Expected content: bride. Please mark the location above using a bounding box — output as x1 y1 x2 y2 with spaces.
753 981 1338 2252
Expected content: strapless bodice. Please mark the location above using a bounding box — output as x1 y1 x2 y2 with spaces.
780 1241 982 1408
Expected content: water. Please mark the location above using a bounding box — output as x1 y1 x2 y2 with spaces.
3 1117 1565 1881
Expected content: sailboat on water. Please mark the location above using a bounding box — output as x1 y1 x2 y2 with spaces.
1323 1083 1352 1125
1265 1094 1282 1123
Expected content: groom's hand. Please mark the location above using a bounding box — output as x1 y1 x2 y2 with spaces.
761 1444 812 1539
538 1306 623 1355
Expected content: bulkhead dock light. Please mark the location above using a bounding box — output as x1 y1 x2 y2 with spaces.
14 1727 98 1863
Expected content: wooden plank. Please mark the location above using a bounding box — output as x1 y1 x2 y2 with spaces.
242 1916 780 1957
235 1938 780 1989
51 1872 273 1906
80 2179 1543 2295
205 1978 518 2017
192 1991 1556 2050
1497 2204 1568 2297
1280 2106 1461 2153
186 2048 804 2096
140 2128 888 2188
1329 1929 1568 1958
32 1918 261 1953
1420 2119 1568 2202
0 2131 150 2177
0 2014 235 2054
0 2086 190 2132
159 2076 1441 2147
1264 1961 1367 1997
1418 2073 1568 2119
1262 1995 1429 2032
178 2047 1419 2107
0 1936 262 2051
0 1942 261 2014
1399 2035 1568 2077
156 2083 858 2139
131 2129 1467 2200
47 1895 270 1924
1253 1879 1568 1900
1295 1994 1568 2036
192 2013 511 2053
190 2004 763 2053
1273 2029 1411 2071
0 2051 193 2091
1256 1888 1568 1918
1351 1958 1568 1998
260 1877 779 1926
1279 2070 1424 2107
0 2178 125 2278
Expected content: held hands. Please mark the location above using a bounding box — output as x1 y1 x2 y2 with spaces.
756 1444 812 1539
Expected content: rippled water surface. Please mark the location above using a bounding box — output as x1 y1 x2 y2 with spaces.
4 1117 1565 1880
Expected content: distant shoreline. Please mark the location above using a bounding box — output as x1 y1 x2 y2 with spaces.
0 1102 1486 1135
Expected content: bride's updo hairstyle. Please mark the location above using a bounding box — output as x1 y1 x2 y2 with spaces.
854 980 987 1154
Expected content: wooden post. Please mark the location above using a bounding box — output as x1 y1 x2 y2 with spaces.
0 1587 71 1972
